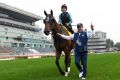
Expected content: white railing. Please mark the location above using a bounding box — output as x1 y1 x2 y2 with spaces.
88 42 106 45
88 46 106 49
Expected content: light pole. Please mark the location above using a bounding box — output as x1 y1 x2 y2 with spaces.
90 22 94 53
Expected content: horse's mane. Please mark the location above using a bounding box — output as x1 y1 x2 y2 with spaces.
51 16 70 36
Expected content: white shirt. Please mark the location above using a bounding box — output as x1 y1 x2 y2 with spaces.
59 31 93 40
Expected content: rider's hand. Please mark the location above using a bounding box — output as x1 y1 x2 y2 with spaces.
66 23 69 26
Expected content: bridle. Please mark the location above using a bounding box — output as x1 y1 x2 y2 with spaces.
43 15 55 35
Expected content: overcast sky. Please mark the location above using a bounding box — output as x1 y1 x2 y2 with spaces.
0 0 120 43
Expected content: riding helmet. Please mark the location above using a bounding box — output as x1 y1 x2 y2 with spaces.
61 4 67 10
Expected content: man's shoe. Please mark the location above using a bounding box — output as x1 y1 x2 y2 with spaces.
79 72 83 78
81 77 86 80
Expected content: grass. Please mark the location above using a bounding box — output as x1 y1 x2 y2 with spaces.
0 52 120 80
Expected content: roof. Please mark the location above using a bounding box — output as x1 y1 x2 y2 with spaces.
0 3 43 21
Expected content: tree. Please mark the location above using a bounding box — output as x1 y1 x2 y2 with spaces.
114 42 120 50
106 38 114 51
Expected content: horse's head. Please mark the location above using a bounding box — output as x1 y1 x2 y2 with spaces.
43 10 56 35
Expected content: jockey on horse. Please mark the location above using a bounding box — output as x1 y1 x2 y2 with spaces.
58 4 74 34
43 10 74 76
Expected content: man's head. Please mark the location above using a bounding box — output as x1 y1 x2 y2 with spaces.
77 23 84 32
61 4 67 12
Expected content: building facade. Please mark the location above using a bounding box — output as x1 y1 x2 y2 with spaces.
0 3 54 54
88 31 107 53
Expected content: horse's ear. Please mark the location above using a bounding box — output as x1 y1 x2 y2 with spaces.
44 10 47 16
50 10 53 16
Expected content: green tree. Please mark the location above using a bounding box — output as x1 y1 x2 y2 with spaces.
114 42 120 50
106 38 114 51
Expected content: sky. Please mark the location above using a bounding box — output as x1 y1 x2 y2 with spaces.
0 0 120 43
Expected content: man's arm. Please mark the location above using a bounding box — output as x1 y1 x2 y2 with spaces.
57 33 74 40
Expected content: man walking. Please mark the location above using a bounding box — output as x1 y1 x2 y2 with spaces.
57 23 89 80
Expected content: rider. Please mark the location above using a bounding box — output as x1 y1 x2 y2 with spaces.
58 4 74 34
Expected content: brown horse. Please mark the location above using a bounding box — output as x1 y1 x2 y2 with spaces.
43 10 74 76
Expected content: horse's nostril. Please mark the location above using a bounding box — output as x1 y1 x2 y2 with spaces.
44 31 49 35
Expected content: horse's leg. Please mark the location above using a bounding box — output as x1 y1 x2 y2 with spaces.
55 50 65 75
64 50 71 76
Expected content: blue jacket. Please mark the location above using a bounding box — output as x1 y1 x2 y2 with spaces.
73 32 88 53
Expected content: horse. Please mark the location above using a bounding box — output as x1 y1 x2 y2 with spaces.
43 10 74 76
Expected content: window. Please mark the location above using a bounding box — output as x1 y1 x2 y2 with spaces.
6 37 8 39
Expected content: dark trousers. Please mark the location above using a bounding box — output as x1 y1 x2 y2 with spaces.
75 52 87 77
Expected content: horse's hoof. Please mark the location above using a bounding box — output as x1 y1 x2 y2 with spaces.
68 67 70 73
65 72 68 77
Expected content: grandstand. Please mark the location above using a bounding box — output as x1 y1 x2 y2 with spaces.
87 31 107 53
0 3 107 60
0 3 55 59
